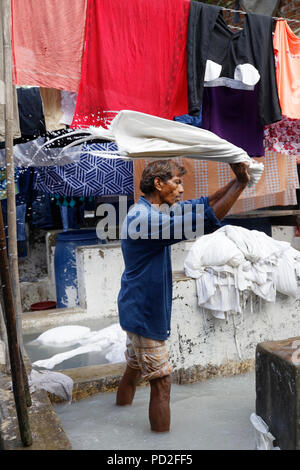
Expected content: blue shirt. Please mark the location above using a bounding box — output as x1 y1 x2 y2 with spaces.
117 196 222 341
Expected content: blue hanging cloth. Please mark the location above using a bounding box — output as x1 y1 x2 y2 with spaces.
34 142 134 197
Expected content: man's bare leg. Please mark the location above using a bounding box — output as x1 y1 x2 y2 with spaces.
116 364 142 406
149 375 171 432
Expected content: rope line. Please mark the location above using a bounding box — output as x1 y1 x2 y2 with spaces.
220 6 300 23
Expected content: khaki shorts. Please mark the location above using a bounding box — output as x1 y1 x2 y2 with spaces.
125 331 172 382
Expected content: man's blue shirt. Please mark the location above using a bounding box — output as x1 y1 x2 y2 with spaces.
117 196 221 341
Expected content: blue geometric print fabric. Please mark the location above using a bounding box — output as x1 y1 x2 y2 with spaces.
34 142 133 196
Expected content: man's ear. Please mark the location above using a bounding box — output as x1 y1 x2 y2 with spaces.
153 177 162 191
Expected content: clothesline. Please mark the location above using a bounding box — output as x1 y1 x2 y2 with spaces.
221 6 300 24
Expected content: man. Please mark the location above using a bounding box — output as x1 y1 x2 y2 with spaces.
116 159 250 432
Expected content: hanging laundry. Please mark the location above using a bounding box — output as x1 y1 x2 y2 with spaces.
133 151 299 214
0 9 20 142
16 87 45 138
1 199 27 246
11 0 87 92
16 167 33 205
30 191 54 229
71 0 190 128
264 116 300 155
0 86 46 150
0 169 19 200
59 203 85 232
60 91 77 126
34 142 134 197
202 85 264 156
187 1 282 125
40 88 66 132
174 112 203 127
273 20 300 119
240 0 280 16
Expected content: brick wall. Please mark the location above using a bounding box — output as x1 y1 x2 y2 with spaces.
200 0 300 35
278 0 300 34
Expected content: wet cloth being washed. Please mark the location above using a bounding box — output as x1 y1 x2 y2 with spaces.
67 110 264 187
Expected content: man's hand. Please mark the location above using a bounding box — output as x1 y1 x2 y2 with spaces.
230 162 251 185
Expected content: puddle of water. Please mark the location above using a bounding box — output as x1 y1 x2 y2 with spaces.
54 371 257 450
24 316 119 371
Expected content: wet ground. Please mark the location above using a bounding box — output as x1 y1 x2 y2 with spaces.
54 371 257 450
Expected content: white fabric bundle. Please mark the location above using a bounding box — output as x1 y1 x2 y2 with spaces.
40 110 264 186
28 369 74 403
221 225 290 263
182 231 244 278
184 225 300 319
35 325 91 347
32 323 126 370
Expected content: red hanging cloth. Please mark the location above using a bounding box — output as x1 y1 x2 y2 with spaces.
11 0 87 92
72 0 190 129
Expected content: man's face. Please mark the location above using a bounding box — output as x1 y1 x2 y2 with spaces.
157 173 184 206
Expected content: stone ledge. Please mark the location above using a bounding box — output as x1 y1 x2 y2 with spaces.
0 370 72 450
49 359 255 404
172 359 255 384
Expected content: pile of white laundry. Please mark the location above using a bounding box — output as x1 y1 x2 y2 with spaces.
184 225 300 319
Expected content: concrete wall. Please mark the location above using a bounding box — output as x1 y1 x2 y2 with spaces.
21 229 300 378
169 274 300 374
75 240 195 317
272 225 300 250
73 240 300 375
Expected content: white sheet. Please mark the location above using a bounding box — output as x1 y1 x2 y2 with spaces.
44 110 264 185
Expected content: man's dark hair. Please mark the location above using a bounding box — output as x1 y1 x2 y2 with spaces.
140 160 186 195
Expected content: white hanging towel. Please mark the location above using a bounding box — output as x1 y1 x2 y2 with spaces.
41 110 264 186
